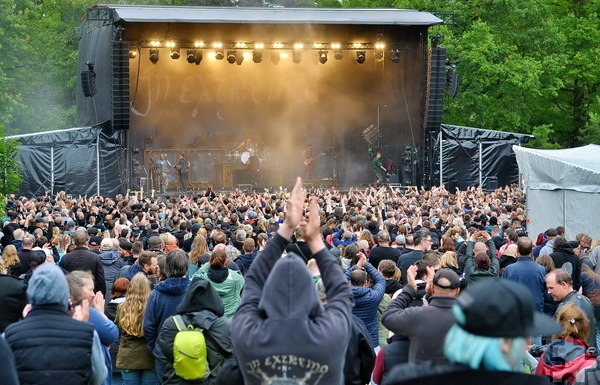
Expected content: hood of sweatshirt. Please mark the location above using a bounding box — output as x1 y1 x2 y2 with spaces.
154 276 190 295
177 276 224 316
258 252 323 320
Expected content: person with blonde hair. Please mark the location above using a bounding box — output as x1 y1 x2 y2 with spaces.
2 244 24 277
115 274 157 385
536 302 596 383
187 234 210 278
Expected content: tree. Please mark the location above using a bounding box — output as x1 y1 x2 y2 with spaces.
0 124 23 206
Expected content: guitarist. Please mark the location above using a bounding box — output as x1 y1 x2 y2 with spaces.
303 144 315 179
173 153 191 193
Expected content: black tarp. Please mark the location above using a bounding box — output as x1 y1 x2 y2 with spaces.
429 124 533 191
11 122 127 197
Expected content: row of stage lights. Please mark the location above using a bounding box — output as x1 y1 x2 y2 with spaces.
130 41 406 65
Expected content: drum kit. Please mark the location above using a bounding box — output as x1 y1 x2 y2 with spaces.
225 146 264 165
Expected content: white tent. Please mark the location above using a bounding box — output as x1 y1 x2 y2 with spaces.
513 144 600 240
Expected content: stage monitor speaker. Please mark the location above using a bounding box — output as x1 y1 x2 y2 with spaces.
388 175 400 184
81 71 96 97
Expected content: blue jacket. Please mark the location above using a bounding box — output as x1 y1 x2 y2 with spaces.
501 257 547 313
332 229 358 248
89 307 119 385
346 263 386 347
143 277 190 359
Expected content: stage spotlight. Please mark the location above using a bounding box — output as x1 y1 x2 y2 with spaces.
129 50 137 59
170 49 180 59
292 51 302 64
356 51 366 64
390 49 400 63
318 50 328 64
334 50 343 60
253 50 263 63
375 50 384 62
186 49 202 65
149 49 159 64
226 50 237 64
214 50 224 60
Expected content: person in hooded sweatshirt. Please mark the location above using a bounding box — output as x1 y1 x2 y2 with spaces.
3 263 107 385
143 249 191 382
158 276 233 384
231 177 354 385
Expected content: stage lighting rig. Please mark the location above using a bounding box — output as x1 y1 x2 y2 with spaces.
170 49 180 59
149 49 159 64
253 50 263 63
292 51 302 64
390 49 400 63
318 51 328 64
186 49 202 65
356 51 366 64
334 50 343 60
226 50 237 64
213 42 224 60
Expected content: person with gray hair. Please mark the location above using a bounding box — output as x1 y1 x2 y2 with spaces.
369 230 402 269
143 249 191 381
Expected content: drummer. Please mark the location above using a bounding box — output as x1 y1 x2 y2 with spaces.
236 137 255 153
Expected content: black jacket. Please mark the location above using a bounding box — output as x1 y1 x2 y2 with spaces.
0 274 27 333
551 245 582 291
60 247 107 295
383 361 551 385
158 277 232 385
4 305 95 385
344 315 376 385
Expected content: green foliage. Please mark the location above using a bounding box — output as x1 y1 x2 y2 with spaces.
0 124 23 201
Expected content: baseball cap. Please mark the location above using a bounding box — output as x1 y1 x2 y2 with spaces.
455 279 560 338
433 268 461 290
147 236 163 249
87 227 99 236
119 241 133 251
89 236 102 247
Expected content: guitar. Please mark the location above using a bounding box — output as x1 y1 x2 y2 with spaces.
304 153 326 166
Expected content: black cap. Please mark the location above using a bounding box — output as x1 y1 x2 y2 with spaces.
433 268 461 290
119 241 133 251
455 279 561 338
87 227 99 236
88 236 102 246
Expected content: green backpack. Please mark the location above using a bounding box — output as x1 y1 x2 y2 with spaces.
172 315 208 380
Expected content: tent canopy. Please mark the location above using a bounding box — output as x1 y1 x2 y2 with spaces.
513 144 600 193
513 144 600 240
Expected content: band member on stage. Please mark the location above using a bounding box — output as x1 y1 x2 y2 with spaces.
303 144 314 179
236 137 255 152
155 153 171 193
372 151 387 187
174 153 191 193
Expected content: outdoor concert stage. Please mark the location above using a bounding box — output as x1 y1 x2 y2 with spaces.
72 5 443 195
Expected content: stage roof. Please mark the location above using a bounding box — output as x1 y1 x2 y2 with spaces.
105 5 442 26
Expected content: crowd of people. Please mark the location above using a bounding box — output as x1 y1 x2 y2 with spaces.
1 178 600 385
